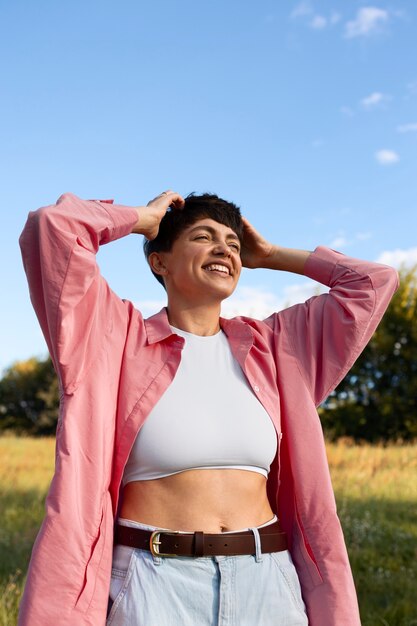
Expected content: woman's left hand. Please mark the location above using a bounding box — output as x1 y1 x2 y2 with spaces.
240 217 274 269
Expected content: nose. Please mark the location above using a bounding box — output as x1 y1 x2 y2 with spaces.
213 241 231 256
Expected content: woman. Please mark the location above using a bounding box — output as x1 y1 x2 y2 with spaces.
18 190 398 626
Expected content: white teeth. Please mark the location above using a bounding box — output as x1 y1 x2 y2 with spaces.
204 264 230 274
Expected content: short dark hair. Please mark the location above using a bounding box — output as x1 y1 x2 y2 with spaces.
143 192 243 287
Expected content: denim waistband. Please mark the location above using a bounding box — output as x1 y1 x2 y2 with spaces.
117 514 279 534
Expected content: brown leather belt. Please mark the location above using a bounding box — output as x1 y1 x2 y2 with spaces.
115 520 288 557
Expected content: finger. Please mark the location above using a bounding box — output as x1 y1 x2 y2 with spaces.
242 216 255 227
149 190 172 203
166 192 185 209
147 191 184 208
170 195 185 209
241 216 254 228
161 190 185 200
241 216 258 237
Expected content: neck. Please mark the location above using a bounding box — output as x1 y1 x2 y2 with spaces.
166 301 221 336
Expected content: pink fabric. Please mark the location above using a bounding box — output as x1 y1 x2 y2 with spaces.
18 193 399 625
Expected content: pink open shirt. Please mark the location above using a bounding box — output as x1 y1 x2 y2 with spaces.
18 193 399 625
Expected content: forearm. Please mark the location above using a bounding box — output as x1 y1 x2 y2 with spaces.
279 246 399 405
20 194 139 259
130 206 157 235
130 191 185 238
19 193 138 377
261 246 312 275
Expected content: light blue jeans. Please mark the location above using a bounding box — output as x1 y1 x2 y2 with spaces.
106 516 309 626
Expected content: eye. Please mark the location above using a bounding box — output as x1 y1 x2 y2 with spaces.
229 242 241 252
194 234 210 241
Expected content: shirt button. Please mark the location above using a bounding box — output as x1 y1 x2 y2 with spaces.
254 385 260 392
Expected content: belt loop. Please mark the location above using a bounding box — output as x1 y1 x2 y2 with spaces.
194 531 205 557
249 526 263 563
151 553 162 566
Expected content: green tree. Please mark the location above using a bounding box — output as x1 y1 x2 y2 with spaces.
1 267 416 441
0 356 59 435
320 265 417 442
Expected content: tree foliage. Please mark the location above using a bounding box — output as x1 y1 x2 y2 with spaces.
320 265 417 442
0 356 59 435
1 267 416 440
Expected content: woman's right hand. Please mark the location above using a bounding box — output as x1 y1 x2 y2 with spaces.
131 190 185 239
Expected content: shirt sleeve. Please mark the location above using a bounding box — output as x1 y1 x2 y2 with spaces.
19 192 140 393
269 246 399 407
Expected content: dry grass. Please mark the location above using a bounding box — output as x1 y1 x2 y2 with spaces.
1 436 416 625
328 440 417 626
328 439 417 500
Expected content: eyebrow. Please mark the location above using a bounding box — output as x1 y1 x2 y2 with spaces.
188 225 240 241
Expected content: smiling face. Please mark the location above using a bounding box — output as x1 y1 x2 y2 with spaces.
149 218 242 305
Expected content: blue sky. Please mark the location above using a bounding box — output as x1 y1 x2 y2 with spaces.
1 0 416 375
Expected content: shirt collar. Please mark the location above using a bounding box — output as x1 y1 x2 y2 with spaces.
144 308 174 344
144 308 254 344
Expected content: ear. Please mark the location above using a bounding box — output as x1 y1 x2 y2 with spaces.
148 252 168 277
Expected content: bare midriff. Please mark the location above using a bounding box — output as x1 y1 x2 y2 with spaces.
119 468 275 533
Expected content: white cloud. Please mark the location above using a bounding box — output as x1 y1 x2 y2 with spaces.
135 283 328 324
290 4 341 31
327 231 373 249
375 149 399 165
407 80 417 94
342 93 390 118
361 92 390 109
340 105 354 117
391 9 407 20
376 248 417 268
356 232 372 241
345 7 389 38
329 236 348 249
290 2 313 19
280 282 327 306
221 286 284 319
134 299 166 316
310 15 327 29
397 122 417 133
224 283 327 319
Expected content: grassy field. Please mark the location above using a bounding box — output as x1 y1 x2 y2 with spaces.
0 437 416 626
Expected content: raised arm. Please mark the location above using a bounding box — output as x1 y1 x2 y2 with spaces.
240 216 311 275
240 217 399 405
19 190 184 393
284 246 399 405
132 190 185 237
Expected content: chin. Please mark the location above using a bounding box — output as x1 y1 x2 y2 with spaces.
213 285 238 301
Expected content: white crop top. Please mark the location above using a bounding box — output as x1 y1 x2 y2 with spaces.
122 327 278 484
